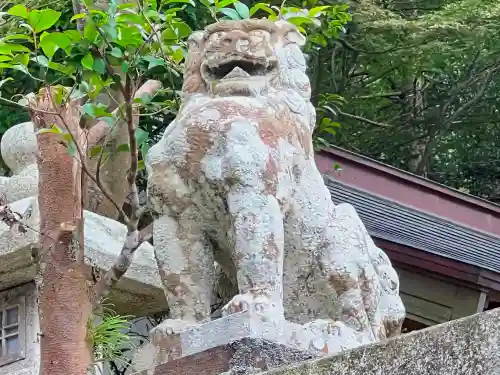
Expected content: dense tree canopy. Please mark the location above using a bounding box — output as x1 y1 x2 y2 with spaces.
1 0 500 201
320 0 500 201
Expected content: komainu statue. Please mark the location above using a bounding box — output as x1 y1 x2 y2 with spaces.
146 19 405 349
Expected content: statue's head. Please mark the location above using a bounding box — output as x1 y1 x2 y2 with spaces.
182 19 308 98
1 122 37 174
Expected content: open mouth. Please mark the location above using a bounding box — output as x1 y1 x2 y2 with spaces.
204 57 277 81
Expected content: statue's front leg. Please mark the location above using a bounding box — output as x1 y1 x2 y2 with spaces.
153 208 215 334
222 186 285 323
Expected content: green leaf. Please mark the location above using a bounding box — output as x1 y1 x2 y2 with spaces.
285 16 315 27
219 7 241 20
62 133 74 142
116 13 144 25
93 58 105 74
0 56 12 62
3 34 33 42
11 64 29 74
84 23 98 41
143 56 165 70
0 63 13 69
81 103 96 117
233 1 249 19
309 6 330 17
134 93 153 105
13 53 29 66
8 5 28 19
102 24 117 41
137 159 145 171
67 141 77 157
110 47 123 58
82 53 94 70
308 33 327 46
0 45 13 55
117 3 137 10
48 61 74 74
70 13 86 22
164 0 195 6
40 32 73 57
64 30 82 43
82 103 110 118
171 47 184 63
116 143 130 152
216 0 237 8
135 128 149 146
140 143 150 158
249 3 275 16
88 145 103 158
33 55 50 67
116 26 143 48
121 61 129 73
162 21 192 41
40 39 58 59
27 9 61 33
199 0 214 9
69 88 86 100
0 43 30 54
38 126 62 135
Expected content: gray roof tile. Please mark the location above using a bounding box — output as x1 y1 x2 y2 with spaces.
324 176 500 273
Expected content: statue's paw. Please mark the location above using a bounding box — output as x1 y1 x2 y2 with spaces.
151 318 197 336
222 292 284 323
303 319 346 337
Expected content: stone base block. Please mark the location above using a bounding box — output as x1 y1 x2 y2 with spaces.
133 338 315 375
131 311 339 374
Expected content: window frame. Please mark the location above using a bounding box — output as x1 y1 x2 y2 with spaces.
0 287 26 367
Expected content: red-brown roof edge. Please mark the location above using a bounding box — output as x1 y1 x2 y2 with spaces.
318 146 500 215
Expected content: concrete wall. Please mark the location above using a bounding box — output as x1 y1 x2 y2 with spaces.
396 267 482 325
262 307 500 375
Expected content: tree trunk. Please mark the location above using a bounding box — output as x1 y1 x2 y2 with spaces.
30 87 94 375
407 75 430 176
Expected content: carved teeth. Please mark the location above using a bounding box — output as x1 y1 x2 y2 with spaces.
223 66 251 79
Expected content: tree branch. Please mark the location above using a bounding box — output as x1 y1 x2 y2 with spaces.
92 223 152 309
338 110 391 128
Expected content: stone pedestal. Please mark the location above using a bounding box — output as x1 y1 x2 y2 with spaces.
131 311 333 375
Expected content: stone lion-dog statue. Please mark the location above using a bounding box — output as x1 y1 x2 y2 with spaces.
146 18 405 350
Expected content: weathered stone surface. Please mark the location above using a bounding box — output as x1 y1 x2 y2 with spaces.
132 310 324 375
261 308 500 375
0 121 165 315
0 122 38 203
132 310 320 372
146 17 404 355
0 196 165 315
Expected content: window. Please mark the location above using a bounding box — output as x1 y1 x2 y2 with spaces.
0 289 26 367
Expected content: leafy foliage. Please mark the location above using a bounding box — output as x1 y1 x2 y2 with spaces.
88 303 134 366
305 0 500 200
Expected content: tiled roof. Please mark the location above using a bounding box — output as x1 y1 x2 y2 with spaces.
324 176 500 274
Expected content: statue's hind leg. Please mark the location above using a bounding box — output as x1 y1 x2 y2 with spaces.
289 164 395 348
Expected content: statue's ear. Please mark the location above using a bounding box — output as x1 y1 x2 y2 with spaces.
187 31 205 52
285 28 306 47
275 20 306 47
